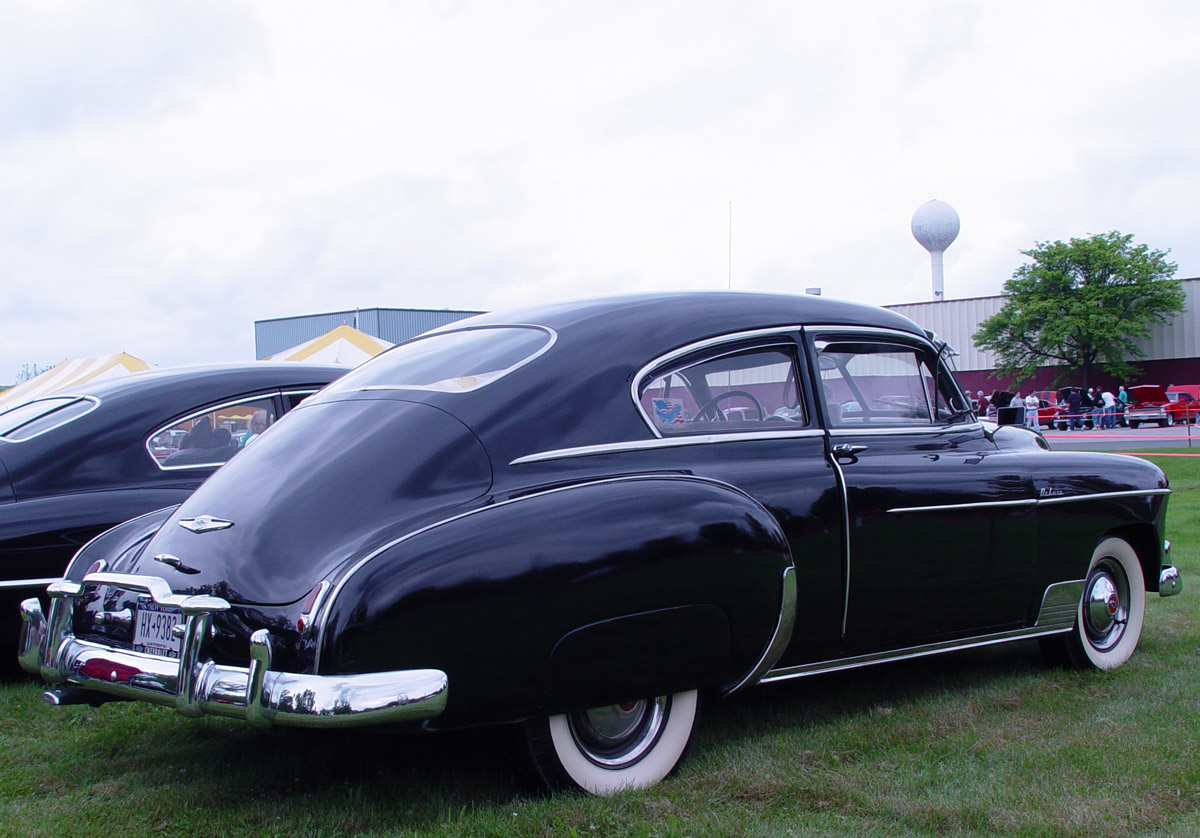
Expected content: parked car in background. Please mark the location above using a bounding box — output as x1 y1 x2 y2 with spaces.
1 363 346 663
1127 384 1200 428
19 292 1180 795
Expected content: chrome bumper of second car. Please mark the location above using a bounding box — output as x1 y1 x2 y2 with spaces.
18 573 448 729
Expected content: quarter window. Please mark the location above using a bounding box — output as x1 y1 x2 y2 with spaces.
149 397 278 470
639 345 806 435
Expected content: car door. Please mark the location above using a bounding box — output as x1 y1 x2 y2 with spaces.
808 328 1038 649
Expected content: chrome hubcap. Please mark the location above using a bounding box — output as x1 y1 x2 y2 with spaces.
568 696 668 768
1083 560 1128 651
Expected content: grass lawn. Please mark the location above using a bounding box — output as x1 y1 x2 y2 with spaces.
2 454 1198 837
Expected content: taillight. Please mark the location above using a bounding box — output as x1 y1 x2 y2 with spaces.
297 581 331 634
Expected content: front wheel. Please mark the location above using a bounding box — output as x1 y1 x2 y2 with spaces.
524 690 700 795
1041 536 1145 671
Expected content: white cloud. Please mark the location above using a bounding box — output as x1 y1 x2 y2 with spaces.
2 0 1199 380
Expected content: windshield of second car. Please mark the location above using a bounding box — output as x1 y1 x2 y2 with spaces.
322 325 555 395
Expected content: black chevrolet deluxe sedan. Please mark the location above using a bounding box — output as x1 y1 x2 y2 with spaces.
1 363 345 661
18 292 1181 794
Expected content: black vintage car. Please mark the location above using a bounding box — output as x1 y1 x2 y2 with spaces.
18 293 1181 795
1 363 345 660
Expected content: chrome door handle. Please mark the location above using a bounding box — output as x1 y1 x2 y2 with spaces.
831 443 868 459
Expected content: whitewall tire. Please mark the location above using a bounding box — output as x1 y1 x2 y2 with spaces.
524 690 699 795
1044 536 1146 671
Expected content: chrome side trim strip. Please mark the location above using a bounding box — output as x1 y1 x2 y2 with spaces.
887 488 1171 515
759 623 1072 684
510 430 825 465
723 567 796 695
1036 488 1172 505
888 498 1038 514
0 577 59 590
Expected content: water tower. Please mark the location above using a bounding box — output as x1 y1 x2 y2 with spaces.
911 199 960 301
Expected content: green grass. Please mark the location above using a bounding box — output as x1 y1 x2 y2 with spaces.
3 453 1199 837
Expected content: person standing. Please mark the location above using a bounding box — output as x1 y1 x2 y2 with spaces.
1067 388 1084 430
1025 391 1041 429
1101 390 1117 429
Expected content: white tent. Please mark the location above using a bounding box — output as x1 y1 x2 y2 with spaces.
265 324 393 366
0 353 151 409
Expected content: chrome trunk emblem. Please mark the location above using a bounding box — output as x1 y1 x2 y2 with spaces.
178 515 234 534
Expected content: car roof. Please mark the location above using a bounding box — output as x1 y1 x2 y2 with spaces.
425 291 927 359
57 362 346 401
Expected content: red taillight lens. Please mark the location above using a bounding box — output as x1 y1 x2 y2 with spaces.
297 581 331 634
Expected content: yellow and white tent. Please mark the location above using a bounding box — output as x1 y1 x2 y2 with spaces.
265 325 392 366
0 353 151 409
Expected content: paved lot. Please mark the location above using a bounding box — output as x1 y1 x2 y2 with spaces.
1041 423 1200 452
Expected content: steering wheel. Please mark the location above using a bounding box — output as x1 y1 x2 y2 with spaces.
693 390 765 422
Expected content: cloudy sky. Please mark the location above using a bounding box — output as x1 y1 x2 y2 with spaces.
2 1 1198 382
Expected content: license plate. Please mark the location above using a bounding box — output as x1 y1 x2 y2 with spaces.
133 602 183 659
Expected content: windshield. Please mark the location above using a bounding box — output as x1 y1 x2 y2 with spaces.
323 325 556 395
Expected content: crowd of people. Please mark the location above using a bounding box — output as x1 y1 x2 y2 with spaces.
970 386 1130 430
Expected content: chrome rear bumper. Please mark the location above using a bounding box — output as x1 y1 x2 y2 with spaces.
18 572 448 729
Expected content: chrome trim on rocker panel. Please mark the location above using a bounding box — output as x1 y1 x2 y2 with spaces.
760 580 1080 684
1034 580 1085 629
511 430 826 466
723 567 796 695
1036 488 1172 505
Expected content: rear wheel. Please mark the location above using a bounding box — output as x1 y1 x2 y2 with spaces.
524 690 699 795
1041 536 1145 671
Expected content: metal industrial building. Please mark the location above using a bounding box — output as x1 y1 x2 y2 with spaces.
888 276 1200 394
254 307 484 360
256 282 1199 394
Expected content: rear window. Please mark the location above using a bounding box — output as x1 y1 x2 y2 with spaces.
0 396 99 442
323 326 555 395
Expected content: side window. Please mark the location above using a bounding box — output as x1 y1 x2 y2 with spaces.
816 340 965 427
640 345 806 435
283 390 319 410
149 397 279 470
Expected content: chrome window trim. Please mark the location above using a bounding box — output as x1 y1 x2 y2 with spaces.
147 392 282 473
631 326 809 438
347 324 557 395
510 429 826 466
760 623 1073 685
314 472 759 671
0 577 59 590
0 395 101 444
828 422 984 438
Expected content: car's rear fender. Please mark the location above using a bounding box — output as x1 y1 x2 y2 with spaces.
316 474 794 727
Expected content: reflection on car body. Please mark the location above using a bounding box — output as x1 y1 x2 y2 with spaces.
17 293 1182 795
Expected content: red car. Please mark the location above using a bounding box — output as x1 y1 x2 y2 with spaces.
1127 384 1200 428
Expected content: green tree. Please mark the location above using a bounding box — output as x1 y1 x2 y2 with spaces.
974 231 1185 388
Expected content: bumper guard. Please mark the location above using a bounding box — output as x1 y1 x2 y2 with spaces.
18 572 448 728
